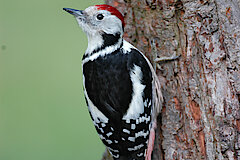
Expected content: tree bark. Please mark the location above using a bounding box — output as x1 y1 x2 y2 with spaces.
104 0 240 159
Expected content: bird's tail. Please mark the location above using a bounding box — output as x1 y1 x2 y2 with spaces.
146 56 163 123
140 52 163 160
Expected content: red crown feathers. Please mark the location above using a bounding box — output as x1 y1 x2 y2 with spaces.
95 4 125 27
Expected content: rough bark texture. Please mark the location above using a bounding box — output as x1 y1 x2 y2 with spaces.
104 0 240 159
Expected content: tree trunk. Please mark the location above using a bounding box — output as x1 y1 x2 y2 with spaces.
103 0 240 159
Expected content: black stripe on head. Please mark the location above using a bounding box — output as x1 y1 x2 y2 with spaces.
82 32 122 60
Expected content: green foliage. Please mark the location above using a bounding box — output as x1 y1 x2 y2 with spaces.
0 0 104 159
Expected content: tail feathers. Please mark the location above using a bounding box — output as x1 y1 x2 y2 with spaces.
147 56 163 122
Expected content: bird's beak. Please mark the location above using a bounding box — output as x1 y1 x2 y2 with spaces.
63 8 83 17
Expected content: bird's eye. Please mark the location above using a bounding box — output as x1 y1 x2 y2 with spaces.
96 14 104 20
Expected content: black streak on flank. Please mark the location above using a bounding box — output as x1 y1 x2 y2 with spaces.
82 32 121 60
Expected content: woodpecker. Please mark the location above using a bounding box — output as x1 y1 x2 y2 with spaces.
63 5 162 160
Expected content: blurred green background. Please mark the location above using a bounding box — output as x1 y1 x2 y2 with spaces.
0 0 105 160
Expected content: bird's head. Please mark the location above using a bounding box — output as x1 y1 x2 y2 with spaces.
63 5 124 36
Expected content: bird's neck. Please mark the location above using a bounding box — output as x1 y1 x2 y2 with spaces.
84 32 123 58
85 33 104 55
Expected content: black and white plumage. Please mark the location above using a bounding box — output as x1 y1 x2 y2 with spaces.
63 5 162 160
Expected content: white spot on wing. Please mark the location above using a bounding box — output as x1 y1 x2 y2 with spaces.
106 132 112 137
108 147 119 153
136 119 139 124
112 154 119 159
139 117 143 123
99 134 105 140
99 128 104 133
128 137 135 142
135 130 149 138
144 100 147 107
123 65 146 120
123 129 130 134
137 153 144 157
128 144 144 151
148 100 151 106
99 134 113 144
131 124 136 130
99 134 112 144
106 139 112 144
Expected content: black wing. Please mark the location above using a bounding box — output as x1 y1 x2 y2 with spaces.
82 48 152 122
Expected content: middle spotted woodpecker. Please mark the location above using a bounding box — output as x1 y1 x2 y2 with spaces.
63 4 162 160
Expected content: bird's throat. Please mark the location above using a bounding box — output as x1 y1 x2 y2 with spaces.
84 32 123 59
